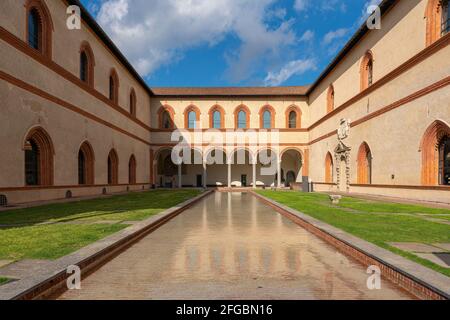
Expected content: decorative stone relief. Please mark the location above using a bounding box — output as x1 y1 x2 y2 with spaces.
334 119 352 192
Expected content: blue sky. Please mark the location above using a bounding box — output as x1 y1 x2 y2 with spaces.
79 0 381 87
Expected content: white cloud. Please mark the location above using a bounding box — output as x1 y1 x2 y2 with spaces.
322 28 349 45
294 0 309 12
264 58 316 86
96 0 298 81
300 30 314 42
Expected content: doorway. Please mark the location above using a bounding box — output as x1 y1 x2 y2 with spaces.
241 175 247 187
196 175 203 187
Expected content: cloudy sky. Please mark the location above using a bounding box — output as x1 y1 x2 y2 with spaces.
80 0 382 87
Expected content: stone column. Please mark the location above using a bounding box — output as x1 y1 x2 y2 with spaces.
277 157 281 188
227 162 231 188
203 164 207 189
252 161 257 189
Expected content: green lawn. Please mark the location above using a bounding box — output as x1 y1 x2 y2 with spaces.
0 277 9 285
0 189 201 261
257 191 450 277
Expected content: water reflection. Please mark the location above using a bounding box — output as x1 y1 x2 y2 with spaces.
58 192 413 300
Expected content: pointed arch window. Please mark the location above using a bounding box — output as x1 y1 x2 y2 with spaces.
109 69 119 104
442 0 450 36
426 0 449 46
360 51 374 91
129 155 137 184
327 85 335 113
184 105 200 129
28 9 40 50
129 89 137 117
79 42 95 86
238 111 247 129
78 142 95 185
24 127 54 186
439 137 450 185
107 149 119 185
209 105 225 129
357 142 372 184
325 152 334 183
285 105 301 129
26 0 53 58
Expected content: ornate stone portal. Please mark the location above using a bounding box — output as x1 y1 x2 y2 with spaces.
334 119 352 192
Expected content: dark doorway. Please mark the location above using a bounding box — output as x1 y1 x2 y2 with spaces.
241 175 247 187
286 171 296 187
196 175 203 187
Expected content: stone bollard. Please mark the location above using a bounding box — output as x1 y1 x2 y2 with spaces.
329 195 342 205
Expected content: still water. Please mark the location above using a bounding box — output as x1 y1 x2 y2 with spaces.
59 192 412 300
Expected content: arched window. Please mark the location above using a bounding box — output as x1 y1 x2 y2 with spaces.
26 1 52 58
238 111 247 129
78 142 94 185
24 127 54 186
184 105 200 129
79 42 95 86
285 105 301 129
80 52 88 83
360 51 374 91
259 105 275 129
107 149 119 185
263 111 271 128
234 105 250 129
158 105 175 129
129 89 136 117
443 1 450 37
209 105 225 129
421 120 450 185
129 155 137 184
325 152 334 183
327 85 335 113
188 111 197 129
109 69 119 104
213 111 221 129
439 137 450 185
357 142 372 184
426 0 449 46
28 8 40 50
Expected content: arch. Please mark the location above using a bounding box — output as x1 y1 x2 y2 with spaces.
229 148 254 165
425 0 448 46
327 84 335 113
357 142 372 184
109 68 119 104
234 104 250 129
78 141 95 185
107 149 119 185
184 105 201 129
158 105 175 129
128 154 137 184
208 105 225 129
420 120 450 185
259 105 276 129
360 50 374 91
285 105 302 129
325 152 334 183
23 126 54 186
129 88 137 117
25 0 53 59
280 148 303 186
79 41 95 87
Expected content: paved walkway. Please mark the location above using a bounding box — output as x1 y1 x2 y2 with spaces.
58 192 413 300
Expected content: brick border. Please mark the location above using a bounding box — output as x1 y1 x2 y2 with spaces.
250 191 450 300
0 190 213 300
